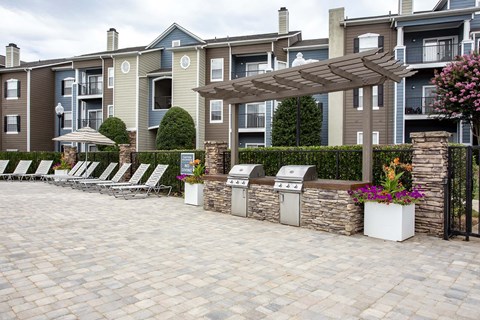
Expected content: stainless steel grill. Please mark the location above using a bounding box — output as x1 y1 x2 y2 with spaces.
274 165 318 226
227 164 265 217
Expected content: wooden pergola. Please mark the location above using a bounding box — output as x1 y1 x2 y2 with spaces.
194 49 415 182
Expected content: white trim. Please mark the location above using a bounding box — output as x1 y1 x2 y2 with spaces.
107 105 114 118
63 111 73 129
87 109 102 130
357 86 380 111
148 125 159 130
107 67 114 88
151 76 173 111
135 55 139 151
357 131 379 145
172 40 181 47
210 100 223 123
245 61 268 77
196 48 200 149
5 78 19 99
5 114 19 134
146 22 205 49
422 36 458 63
62 77 74 96
26 70 31 151
180 55 190 69
402 80 405 143
121 60 130 74
210 58 224 82
245 143 265 148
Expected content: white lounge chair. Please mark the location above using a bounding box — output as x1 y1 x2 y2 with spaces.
78 163 131 191
71 162 118 189
21 160 53 181
51 161 91 185
0 160 10 175
42 161 85 182
97 163 150 195
0 160 32 181
112 164 172 199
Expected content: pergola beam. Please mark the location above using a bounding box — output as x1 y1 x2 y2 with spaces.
232 83 265 95
299 70 334 85
273 75 309 90
362 57 402 83
251 80 284 93
329 64 363 83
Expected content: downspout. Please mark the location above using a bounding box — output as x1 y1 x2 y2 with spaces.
196 47 200 149
228 42 232 148
136 53 140 151
100 56 105 125
25 68 31 151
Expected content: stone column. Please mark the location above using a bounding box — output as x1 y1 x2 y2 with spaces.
411 131 450 237
119 144 134 180
204 141 228 175
63 146 77 167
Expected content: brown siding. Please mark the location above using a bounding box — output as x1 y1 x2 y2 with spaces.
73 59 102 69
1 71 28 151
274 38 289 62
103 58 114 119
30 68 56 151
231 43 272 55
344 23 396 145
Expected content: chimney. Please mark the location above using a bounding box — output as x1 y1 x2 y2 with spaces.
398 0 413 15
107 28 119 51
278 7 289 35
6 43 20 68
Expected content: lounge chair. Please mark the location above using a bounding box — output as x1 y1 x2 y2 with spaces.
42 161 85 182
97 163 150 194
77 163 130 191
21 160 53 181
111 164 172 199
50 161 91 185
71 162 118 189
55 162 100 187
0 160 32 181
0 160 9 175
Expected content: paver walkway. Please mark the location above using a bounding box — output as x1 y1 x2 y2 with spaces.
0 182 479 320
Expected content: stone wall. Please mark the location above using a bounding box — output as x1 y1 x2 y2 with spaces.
248 184 280 223
411 131 450 237
119 144 135 181
204 141 228 175
204 179 231 214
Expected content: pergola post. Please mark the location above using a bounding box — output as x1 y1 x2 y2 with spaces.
362 86 373 182
230 103 239 168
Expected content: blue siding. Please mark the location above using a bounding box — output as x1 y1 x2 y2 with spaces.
232 55 269 78
396 80 405 143
462 41 473 54
265 101 273 146
313 94 328 146
152 27 200 69
288 48 328 67
404 28 461 64
54 70 75 138
239 133 265 148
450 0 475 10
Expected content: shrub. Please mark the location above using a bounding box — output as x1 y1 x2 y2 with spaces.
98 117 129 151
156 107 196 150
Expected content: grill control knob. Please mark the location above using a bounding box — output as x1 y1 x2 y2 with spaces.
279 183 282 187
294 184 298 189
286 184 290 188
242 181 245 185
236 180 239 184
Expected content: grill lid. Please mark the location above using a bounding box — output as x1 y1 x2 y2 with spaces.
275 165 317 182
227 164 265 179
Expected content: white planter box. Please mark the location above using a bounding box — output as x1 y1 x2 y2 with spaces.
364 202 415 242
54 169 69 181
184 183 204 206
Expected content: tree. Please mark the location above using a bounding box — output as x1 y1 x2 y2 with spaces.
97 117 129 151
432 52 480 144
272 96 322 146
156 106 196 150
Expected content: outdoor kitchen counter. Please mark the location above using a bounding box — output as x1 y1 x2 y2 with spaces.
204 174 369 190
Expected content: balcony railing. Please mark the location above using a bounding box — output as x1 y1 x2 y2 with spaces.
154 96 172 110
406 43 459 64
232 69 267 79
240 113 265 128
78 81 103 96
405 97 436 115
78 118 103 130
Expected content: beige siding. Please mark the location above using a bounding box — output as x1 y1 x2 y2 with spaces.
113 56 138 129
73 59 102 69
30 68 55 151
197 49 206 149
103 58 113 120
344 23 396 145
1 71 28 151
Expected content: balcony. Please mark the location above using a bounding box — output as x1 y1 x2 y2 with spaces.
406 43 459 64
232 69 266 79
153 96 172 110
405 97 436 116
78 81 103 96
240 113 265 129
78 118 103 131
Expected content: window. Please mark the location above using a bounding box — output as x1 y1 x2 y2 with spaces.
210 58 224 81
423 37 457 63
108 67 114 88
121 60 130 74
245 102 266 128
63 111 72 129
276 61 287 70
245 143 265 148
355 86 383 110
210 100 223 123
172 40 181 47
246 62 268 77
4 115 20 133
4 79 20 99
357 131 379 145
88 75 102 95
180 55 191 69
108 105 114 118
62 78 74 96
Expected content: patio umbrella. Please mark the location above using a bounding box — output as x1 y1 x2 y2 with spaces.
53 126 115 164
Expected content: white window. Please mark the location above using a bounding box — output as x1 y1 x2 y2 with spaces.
63 78 74 96
172 40 181 47
359 33 380 52
246 62 268 77
121 61 130 74
108 105 114 118
108 67 114 88
245 143 265 148
63 111 72 129
276 61 287 70
210 100 223 123
5 115 19 133
357 86 379 110
357 131 379 145
210 58 224 82
423 37 457 63
6 79 19 99
245 102 266 128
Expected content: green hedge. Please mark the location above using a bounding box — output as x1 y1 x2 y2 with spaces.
77 152 119 178
0 152 62 174
132 150 205 194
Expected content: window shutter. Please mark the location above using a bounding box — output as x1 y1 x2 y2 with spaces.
353 89 359 108
378 36 384 53
16 116 21 132
4 82 6 98
17 81 21 97
61 80 65 96
3 117 6 132
353 38 359 53
378 84 384 107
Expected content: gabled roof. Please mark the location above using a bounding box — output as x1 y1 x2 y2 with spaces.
205 31 301 45
0 58 71 73
75 45 148 59
146 23 205 49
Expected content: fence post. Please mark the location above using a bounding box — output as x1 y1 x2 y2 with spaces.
119 144 134 180
204 141 228 174
411 131 451 237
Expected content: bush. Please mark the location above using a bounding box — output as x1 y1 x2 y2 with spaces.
97 117 130 151
0 151 61 174
156 107 196 150
272 96 322 146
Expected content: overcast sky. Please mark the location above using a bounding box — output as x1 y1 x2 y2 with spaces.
1 0 439 62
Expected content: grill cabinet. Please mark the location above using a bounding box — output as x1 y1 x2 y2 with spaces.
226 164 265 217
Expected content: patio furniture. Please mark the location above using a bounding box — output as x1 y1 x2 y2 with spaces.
71 162 118 189
111 164 172 199
0 160 33 181
21 160 53 181
0 160 10 176
97 163 150 195
55 162 100 186
51 161 90 184
77 163 131 191
42 161 85 182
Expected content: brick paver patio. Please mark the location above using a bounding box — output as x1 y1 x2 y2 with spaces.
0 182 479 319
